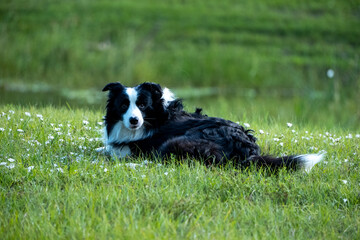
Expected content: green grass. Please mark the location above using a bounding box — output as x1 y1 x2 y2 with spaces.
1 104 359 239
1 0 359 97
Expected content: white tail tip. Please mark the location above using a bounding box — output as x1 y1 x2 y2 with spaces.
299 151 326 173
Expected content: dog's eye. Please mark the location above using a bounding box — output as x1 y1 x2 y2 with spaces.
138 104 146 109
121 104 128 110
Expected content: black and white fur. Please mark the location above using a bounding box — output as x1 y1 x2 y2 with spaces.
100 82 324 172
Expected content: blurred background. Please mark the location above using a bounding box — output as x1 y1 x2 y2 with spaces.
0 0 359 129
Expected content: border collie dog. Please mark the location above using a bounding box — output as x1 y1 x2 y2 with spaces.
101 82 324 172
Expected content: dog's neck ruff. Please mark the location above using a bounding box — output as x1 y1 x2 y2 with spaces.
105 121 153 146
162 87 175 107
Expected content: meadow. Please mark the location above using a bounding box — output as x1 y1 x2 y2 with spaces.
1 0 359 96
1 0 360 239
0 104 359 239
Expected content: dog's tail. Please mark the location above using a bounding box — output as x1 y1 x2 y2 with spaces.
243 151 325 172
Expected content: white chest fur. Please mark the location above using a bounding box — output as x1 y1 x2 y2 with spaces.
103 121 153 158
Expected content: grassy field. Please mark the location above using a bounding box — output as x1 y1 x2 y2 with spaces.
1 0 359 238
0 104 359 239
1 0 359 98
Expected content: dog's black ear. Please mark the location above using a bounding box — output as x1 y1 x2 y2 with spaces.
102 82 123 92
139 82 162 100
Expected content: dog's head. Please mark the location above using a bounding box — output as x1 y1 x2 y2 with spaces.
102 82 175 133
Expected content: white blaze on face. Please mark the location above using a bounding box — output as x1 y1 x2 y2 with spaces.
124 87 144 130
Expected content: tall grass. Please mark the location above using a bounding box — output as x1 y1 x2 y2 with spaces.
0 0 359 98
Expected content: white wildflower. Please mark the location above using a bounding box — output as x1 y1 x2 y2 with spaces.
279 142 284 147
9 110 15 114
27 166 34 172
259 129 264 134
8 158 15 162
83 120 89 125
327 69 334 78
344 159 348 163
56 167 63 173
273 138 280 142
25 112 31 117
343 198 348 203
141 175 146 178
244 123 250 128
0 162 7 166
17 129 24 133
36 114 43 120
97 122 104 126
104 168 108 173
292 130 296 133
164 172 169 176
48 135 54 140
341 180 348 184
0 128 5 131
7 163 15 169
287 123 293 128
125 163 141 170
356 134 360 138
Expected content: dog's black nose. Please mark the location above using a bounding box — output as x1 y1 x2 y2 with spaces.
129 117 138 125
